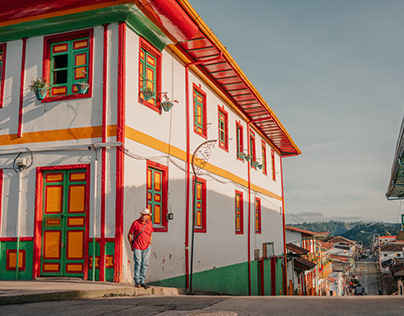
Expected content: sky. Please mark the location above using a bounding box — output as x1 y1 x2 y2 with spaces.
188 0 404 223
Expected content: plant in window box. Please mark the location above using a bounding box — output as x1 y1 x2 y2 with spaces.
75 81 89 94
28 78 49 100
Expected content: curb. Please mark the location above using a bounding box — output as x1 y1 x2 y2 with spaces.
0 286 188 306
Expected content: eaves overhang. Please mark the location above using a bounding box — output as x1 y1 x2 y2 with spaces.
175 0 301 157
386 115 404 199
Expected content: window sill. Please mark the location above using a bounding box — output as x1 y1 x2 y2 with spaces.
43 92 92 103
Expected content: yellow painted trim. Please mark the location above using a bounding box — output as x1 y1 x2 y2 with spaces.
125 126 187 161
125 126 282 201
0 124 280 199
0 125 118 146
176 0 301 156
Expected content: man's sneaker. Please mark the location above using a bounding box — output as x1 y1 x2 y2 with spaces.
135 283 141 288
141 283 150 289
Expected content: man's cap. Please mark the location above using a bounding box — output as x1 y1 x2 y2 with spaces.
140 208 151 215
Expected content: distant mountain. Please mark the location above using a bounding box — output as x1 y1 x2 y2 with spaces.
288 221 402 246
288 220 355 236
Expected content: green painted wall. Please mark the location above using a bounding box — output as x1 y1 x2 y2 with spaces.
0 240 114 281
0 240 33 280
263 259 272 295
151 258 285 296
88 241 115 282
276 258 284 295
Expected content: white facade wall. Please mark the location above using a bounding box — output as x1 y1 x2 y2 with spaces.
380 250 404 261
0 19 288 285
121 25 285 283
286 229 303 246
0 24 120 252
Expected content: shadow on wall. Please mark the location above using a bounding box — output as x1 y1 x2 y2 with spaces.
123 177 284 295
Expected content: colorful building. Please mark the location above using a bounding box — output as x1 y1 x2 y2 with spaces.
285 226 332 295
0 1 300 295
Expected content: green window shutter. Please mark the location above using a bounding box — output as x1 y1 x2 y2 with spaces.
218 111 226 148
235 192 242 233
71 38 89 91
194 180 204 229
140 48 157 107
236 125 241 153
262 143 267 175
50 37 89 97
255 198 261 233
147 167 163 227
194 89 205 135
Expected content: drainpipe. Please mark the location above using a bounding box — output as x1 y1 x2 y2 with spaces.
184 52 223 289
16 172 22 280
246 117 270 296
92 146 99 281
281 157 287 294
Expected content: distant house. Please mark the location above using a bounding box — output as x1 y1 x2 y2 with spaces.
380 244 404 262
390 263 404 295
285 226 332 295
379 236 398 244
324 236 356 246
285 242 312 295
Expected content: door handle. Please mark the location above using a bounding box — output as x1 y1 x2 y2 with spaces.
61 242 65 247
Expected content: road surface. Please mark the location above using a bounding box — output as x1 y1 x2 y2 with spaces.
353 257 379 295
1 295 404 315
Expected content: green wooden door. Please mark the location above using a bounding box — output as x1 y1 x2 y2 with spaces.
41 169 87 277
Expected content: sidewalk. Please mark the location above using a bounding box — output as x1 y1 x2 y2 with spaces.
0 279 187 306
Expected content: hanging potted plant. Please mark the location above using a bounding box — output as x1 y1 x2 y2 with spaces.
75 81 89 94
159 93 178 112
251 160 260 168
141 87 155 101
28 78 49 100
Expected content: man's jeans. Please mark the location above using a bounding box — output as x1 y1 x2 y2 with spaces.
133 246 151 284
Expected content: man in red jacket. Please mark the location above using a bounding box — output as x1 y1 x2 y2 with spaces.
127 208 154 288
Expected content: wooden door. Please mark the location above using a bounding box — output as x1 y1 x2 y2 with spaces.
40 169 87 277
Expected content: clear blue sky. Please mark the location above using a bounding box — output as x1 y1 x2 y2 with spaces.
188 0 404 223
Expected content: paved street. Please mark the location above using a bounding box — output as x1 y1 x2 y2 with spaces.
2 295 404 316
353 258 379 295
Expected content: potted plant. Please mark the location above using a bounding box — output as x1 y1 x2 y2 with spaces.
141 87 155 101
75 81 89 94
28 78 49 100
159 93 178 112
